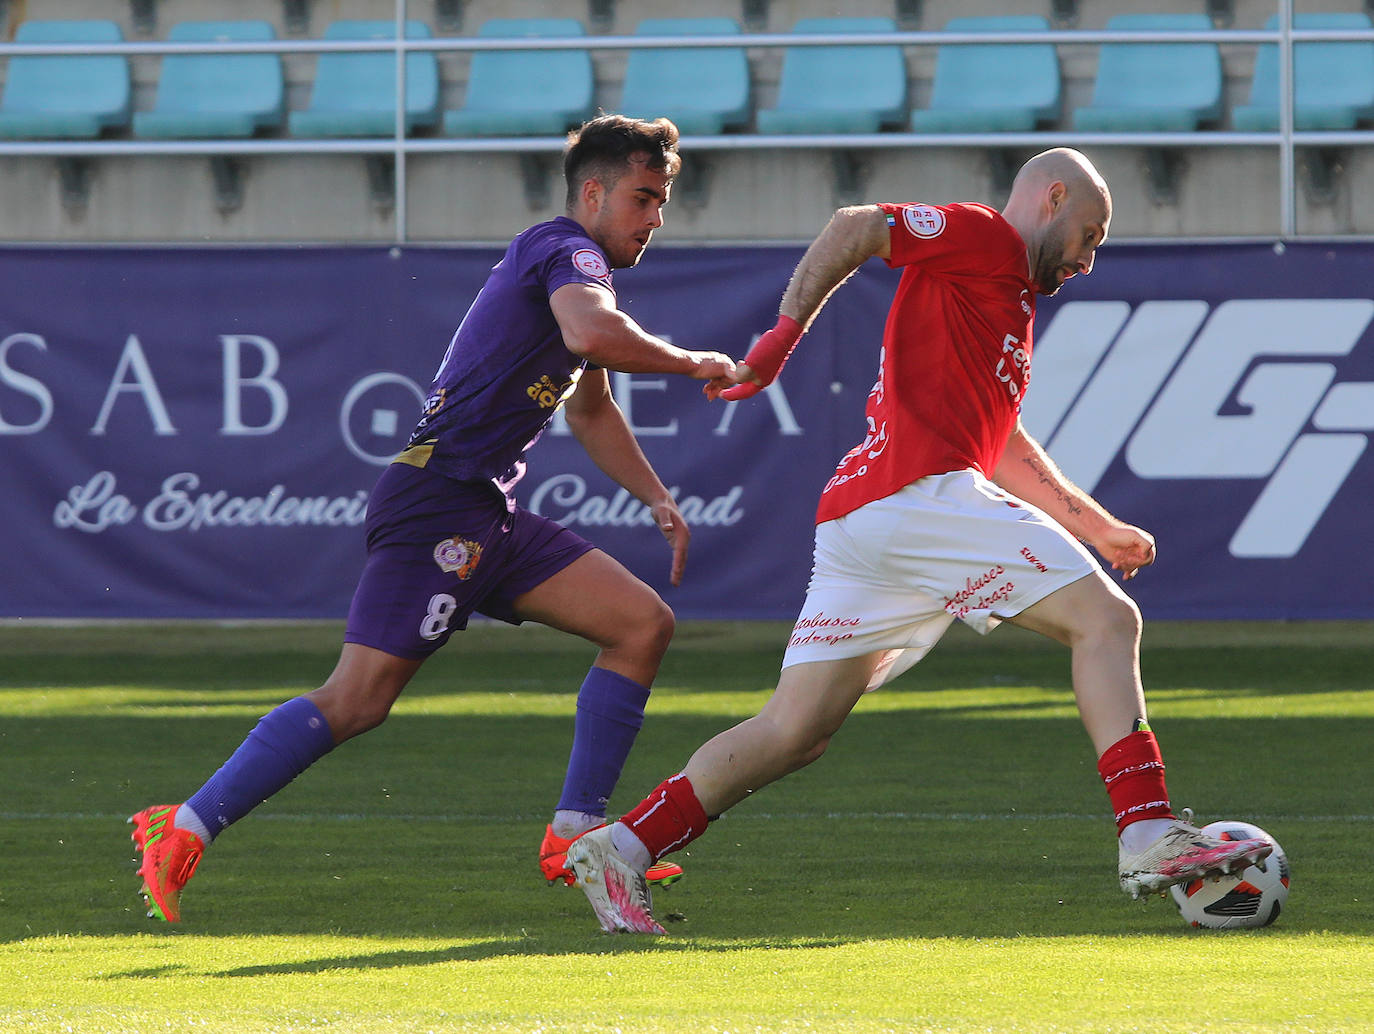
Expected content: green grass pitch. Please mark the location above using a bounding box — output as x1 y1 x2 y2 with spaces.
1 619 1371 1033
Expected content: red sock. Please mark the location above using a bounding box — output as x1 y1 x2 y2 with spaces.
1097 729 1175 834
619 774 710 860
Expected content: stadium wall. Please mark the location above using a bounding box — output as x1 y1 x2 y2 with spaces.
2 240 1371 622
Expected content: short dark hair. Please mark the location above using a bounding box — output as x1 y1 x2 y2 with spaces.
564 114 681 210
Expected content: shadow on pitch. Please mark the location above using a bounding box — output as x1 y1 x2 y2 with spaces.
207 934 852 978
94 963 190 980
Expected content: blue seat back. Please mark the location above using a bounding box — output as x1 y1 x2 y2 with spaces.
922 16 1059 126
762 17 906 131
1244 13 1374 127
443 18 593 136
143 21 283 127
0 20 131 137
301 20 439 127
620 18 751 134
1090 14 1222 117
778 17 905 114
464 18 592 114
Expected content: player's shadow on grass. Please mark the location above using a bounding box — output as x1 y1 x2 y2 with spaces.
206 935 857 977
95 964 189 980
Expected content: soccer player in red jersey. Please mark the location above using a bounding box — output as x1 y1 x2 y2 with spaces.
569 148 1271 934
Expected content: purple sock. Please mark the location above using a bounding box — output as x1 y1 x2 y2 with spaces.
556 667 651 815
184 696 336 840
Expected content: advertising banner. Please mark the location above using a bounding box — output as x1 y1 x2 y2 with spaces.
1 241 1371 621
1024 242 1374 620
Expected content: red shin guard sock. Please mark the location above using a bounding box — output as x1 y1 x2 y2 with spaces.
619 774 711 861
1097 729 1175 834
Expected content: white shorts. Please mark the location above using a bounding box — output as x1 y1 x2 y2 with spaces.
782 469 1098 690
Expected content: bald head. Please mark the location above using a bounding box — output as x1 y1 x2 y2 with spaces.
1012 148 1108 201
1002 148 1112 296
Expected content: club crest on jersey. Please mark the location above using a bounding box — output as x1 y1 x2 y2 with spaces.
902 205 946 239
434 536 483 579
572 249 611 281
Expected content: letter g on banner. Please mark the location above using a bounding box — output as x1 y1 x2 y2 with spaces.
1126 299 1374 557
1029 297 1374 559
1126 299 1373 478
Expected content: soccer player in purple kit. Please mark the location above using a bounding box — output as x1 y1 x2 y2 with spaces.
128 115 736 923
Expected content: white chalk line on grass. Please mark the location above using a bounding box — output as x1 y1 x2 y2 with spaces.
3 811 1369 823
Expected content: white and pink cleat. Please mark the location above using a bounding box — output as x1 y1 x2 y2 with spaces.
567 826 667 934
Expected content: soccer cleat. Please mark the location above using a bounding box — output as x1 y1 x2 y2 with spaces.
129 805 204 923
645 858 685 887
566 826 666 935
539 823 600 885
540 823 684 888
1118 812 1272 900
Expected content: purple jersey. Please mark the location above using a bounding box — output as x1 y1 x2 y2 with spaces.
405 216 614 489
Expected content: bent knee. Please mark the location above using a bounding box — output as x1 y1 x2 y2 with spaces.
331 703 391 741
308 687 393 742
797 732 833 768
759 711 835 770
618 595 676 658
648 597 676 647
1087 583 1142 645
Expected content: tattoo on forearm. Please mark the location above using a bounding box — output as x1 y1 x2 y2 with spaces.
1023 456 1084 518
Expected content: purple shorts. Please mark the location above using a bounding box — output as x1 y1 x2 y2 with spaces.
344 463 596 659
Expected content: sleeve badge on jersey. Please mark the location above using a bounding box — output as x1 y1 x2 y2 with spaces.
572 248 611 281
434 536 483 579
902 204 946 239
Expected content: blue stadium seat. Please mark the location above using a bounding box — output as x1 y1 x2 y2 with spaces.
443 18 594 136
756 17 906 134
133 21 284 138
289 20 440 137
618 18 751 135
1233 13 1374 131
1071 13 1223 131
910 15 1060 133
0 20 131 139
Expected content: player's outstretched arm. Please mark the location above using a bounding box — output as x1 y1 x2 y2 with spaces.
719 205 891 401
563 368 691 586
992 421 1157 580
552 282 734 382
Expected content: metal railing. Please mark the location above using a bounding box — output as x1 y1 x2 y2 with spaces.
2 0 1368 241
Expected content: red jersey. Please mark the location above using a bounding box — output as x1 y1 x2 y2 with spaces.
815 202 1035 525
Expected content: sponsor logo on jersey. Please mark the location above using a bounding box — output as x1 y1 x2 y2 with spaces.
433 536 483 579
572 248 611 280
995 333 1031 405
902 205 946 239
527 373 575 410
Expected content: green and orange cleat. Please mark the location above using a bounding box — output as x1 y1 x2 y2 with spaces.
129 805 204 923
540 823 683 888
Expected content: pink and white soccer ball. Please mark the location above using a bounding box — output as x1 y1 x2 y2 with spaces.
1169 821 1290 929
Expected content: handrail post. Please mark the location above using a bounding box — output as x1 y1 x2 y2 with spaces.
1278 0 1296 238
394 0 408 244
